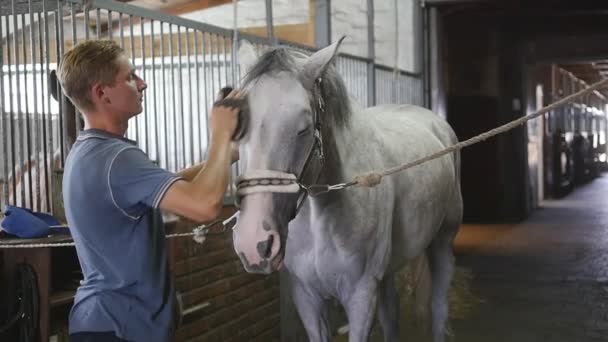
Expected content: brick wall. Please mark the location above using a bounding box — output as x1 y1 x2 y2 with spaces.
168 207 280 342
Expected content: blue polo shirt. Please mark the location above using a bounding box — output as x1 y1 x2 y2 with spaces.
63 129 181 342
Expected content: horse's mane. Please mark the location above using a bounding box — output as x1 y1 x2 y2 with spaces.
242 46 352 130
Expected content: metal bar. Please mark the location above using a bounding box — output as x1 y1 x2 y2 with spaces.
161 22 169 169
232 0 238 86
71 2 76 48
222 34 229 86
22 10 33 208
151 20 159 164
96 8 101 38
6 11 17 205
43 0 52 211
186 28 194 165
119 12 124 48
367 0 376 107
29 0 41 211
211 33 218 120
202 32 210 149
129 14 138 142
170 24 177 171
177 25 185 168
84 5 89 40
140 16 148 153
194 30 202 162
13 1 26 207
108 10 112 40
264 0 275 45
73 4 83 135
392 0 399 104
0 15 7 208
38 7 50 211
314 0 330 48
57 0 65 165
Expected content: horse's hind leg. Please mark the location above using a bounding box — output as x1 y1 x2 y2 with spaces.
291 277 331 342
427 221 459 342
377 273 400 342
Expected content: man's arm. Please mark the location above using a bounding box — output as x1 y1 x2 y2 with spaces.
177 163 205 182
159 92 241 223
177 143 239 181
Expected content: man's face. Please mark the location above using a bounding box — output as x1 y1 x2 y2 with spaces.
103 55 147 120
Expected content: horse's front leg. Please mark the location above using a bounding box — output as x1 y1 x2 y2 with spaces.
344 279 378 342
291 277 331 342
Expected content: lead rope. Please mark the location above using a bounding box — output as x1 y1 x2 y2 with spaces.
0 211 240 249
316 77 608 194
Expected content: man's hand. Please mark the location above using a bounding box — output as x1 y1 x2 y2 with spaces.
209 88 243 141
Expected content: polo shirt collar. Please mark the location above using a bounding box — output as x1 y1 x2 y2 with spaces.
77 129 137 146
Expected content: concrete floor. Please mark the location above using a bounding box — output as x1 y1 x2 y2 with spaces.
451 173 608 342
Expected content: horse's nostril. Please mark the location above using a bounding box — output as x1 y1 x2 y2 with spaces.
256 235 274 259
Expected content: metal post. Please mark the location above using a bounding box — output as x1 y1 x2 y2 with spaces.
265 0 276 46
232 0 239 85
314 0 330 48
366 0 376 107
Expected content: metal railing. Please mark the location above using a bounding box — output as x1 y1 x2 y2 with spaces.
0 0 424 213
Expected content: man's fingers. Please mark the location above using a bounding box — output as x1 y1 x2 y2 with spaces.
216 87 234 101
226 88 244 99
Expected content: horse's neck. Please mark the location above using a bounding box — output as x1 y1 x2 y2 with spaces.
318 100 365 185
307 101 366 215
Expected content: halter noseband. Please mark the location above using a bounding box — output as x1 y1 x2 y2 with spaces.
235 77 326 213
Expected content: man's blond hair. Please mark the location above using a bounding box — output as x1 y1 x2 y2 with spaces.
57 40 125 112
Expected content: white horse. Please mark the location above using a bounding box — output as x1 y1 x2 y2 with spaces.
231 37 463 342
5 149 62 213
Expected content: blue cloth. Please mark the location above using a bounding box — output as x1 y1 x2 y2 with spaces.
63 129 181 342
1 206 61 238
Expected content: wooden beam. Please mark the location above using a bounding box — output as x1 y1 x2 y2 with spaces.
114 0 232 15
2 31 230 65
71 0 232 33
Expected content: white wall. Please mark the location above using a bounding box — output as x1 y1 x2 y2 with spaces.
331 0 418 72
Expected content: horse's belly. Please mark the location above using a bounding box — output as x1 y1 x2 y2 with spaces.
388 161 458 264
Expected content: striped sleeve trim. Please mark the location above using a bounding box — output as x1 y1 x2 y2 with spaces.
108 146 142 220
152 176 183 209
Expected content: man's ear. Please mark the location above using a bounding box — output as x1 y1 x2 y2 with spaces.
91 83 108 104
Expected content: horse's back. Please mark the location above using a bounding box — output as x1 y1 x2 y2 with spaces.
364 104 458 148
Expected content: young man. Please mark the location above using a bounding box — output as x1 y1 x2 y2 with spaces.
57 39 241 342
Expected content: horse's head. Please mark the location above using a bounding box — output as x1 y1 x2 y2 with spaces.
232 37 349 274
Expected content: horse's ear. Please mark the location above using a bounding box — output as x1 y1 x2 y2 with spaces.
300 36 345 89
237 39 260 76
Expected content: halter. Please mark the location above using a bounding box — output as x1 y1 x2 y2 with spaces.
235 77 328 214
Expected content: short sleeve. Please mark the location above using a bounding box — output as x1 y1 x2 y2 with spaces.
108 146 181 218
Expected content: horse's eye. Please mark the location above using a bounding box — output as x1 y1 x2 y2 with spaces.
297 127 311 137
